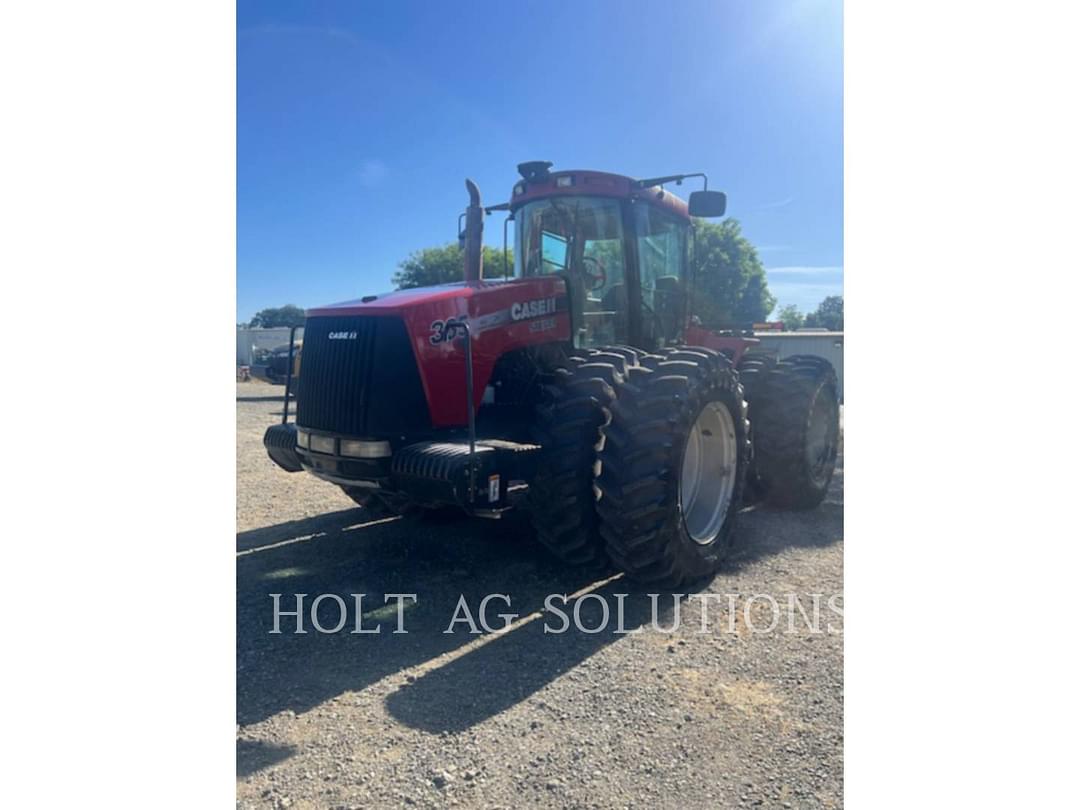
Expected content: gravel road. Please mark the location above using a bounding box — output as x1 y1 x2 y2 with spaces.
237 381 843 809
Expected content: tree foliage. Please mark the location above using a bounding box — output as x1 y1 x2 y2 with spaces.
247 305 306 329
690 219 776 328
392 243 514 290
777 304 805 331
804 295 844 331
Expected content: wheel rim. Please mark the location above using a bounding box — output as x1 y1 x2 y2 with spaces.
680 400 738 545
806 389 838 485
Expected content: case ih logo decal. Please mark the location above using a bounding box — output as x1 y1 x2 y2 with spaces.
429 297 564 345
328 331 358 340
511 297 557 322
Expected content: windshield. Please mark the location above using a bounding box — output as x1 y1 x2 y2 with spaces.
515 195 628 346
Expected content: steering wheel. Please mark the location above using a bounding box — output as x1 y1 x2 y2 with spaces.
581 256 607 291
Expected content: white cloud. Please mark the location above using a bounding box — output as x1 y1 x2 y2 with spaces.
755 195 795 211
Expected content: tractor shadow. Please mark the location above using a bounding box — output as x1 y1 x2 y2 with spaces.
380 576 667 734
382 458 843 734
236 506 613 772
236 455 843 771
236 740 295 778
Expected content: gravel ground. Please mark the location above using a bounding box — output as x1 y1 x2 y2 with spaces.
237 381 843 809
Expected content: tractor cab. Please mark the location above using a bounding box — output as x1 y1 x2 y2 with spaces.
506 162 725 352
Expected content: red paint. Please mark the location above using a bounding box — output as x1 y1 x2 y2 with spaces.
306 286 759 429
684 324 758 366
309 278 570 429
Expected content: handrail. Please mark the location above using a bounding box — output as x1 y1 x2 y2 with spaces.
281 324 301 425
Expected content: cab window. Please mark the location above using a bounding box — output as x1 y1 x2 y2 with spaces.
516 196 629 347
634 203 688 346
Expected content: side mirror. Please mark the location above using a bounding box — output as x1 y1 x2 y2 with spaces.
688 190 727 218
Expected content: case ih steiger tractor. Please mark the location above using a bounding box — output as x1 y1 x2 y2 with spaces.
264 162 839 588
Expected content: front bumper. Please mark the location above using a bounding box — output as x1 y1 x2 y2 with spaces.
263 424 540 514
263 423 391 485
299 448 392 488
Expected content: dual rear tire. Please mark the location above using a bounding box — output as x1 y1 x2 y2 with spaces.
740 354 840 509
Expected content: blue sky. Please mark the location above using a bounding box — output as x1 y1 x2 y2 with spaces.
238 0 842 322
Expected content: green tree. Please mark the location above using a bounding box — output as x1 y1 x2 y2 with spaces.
777 304 805 331
804 295 844 331
393 243 514 289
690 219 776 328
248 305 306 329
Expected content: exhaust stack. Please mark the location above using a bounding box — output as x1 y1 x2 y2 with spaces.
462 178 484 282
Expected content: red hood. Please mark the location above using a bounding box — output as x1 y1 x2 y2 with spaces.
307 281 508 317
302 274 571 428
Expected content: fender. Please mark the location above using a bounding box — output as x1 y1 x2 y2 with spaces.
683 323 758 366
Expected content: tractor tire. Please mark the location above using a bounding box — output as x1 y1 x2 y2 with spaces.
737 354 778 502
751 355 840 509
595 347 750 588
527 352 630 567
737 354 777 401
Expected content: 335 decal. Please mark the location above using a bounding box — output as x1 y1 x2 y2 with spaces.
429 317 469 345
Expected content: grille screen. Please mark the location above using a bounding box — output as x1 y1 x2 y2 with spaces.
296 315 429 437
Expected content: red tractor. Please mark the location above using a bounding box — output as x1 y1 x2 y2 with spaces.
265 162 840 587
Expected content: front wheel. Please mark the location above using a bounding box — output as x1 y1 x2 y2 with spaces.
595 348 750 588
527 354 627 568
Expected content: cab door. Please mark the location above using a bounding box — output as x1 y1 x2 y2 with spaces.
629 202 690 350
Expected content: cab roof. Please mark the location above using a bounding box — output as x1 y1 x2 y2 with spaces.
509 169 690 222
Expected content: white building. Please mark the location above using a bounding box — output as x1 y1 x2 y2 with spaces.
752 331 844 400
236 327 302 366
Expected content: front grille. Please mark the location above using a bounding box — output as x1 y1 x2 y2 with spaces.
296 315 430 438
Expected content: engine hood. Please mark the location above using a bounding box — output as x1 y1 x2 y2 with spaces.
301 274 572 429
306 281 508 317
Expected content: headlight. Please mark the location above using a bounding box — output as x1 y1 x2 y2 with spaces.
296 429 310 449
340 439 392 459
309 434 336 455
